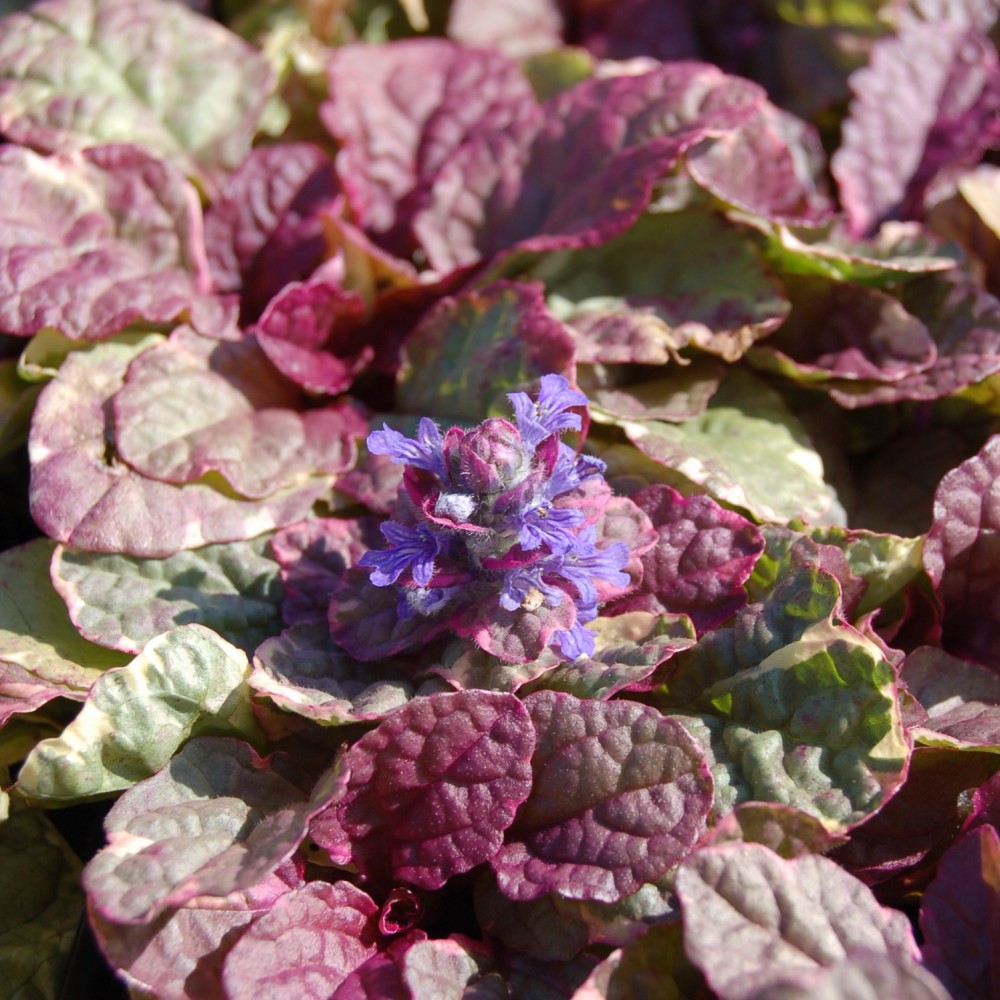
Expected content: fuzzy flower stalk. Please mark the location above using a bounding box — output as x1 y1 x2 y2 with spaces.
329 376 635 663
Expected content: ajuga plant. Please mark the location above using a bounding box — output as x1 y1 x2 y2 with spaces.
331 376 632 661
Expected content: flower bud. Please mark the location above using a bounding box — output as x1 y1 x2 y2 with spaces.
457 418 529 494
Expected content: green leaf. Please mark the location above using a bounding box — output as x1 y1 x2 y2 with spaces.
52 535 284 656
398 282 575 422
620 368 846 525
0 799 83 999
0 0 275 193
17 624 263 803
0 539 127 695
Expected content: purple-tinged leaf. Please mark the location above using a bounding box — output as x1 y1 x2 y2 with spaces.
749 276 937 385
532 612 696 700
322 39 541 257
0 144 231 340
923 434 1000 672
755 951 953 1000
0 539 126 708
606 484 764 632
829 273 1000 406
328 567 452 660
454 595 578 665
920 823 1000 1000
833 22 1000 236
252 621 414 724
398 282 576 423
271 517 381 626
0 799 83 998
967 770 1000 831
83 736 345 924
418 62 763 270
253 265 373 396
112 328 360 499
539 209 790 364
17 624 262 802
402 935 505 1000
686 107 833 224
0 0 274 194
889 0 999 31
903 646 1000 748
492 691 712 904
829 747 999 897
701 802 848 858
675 843 921 1000
204 143 340 321
221 880 379 1000
92 863 306 1000
29 339 334 557
446 0 564 57
427 641 565 694
51 534 283 655
330 932 427 1000
311 690 535 890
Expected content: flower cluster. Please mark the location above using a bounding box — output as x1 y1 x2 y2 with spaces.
356 375 630 659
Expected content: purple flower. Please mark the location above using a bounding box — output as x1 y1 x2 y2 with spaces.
340 375 635 663
508 374 588 448
368 417 447 479
358 521 442 586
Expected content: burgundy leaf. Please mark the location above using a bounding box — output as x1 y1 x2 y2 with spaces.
833 22 1000 235
29 340 332 557
920 823 1000 1000
311 690 535 890
607 484 764 632
204 143 340 321
222 880 379 999
492 691 713 903
0 144 231 340
923 435 1000 672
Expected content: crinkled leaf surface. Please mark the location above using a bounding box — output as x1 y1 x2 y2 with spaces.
17 624 262 802
704 802 847 858
675 843 921 1000
607 484 764 632
833 21 1000 235
92 867 303 1000
270 516 379 626
398 282 576 422
251 621 414 724
923 434 1000 672
530 612 696 700
621 368 846 525
661 567 909 830
538 209 790 364
586 360 725 422
112 328 359 499
83 736 342 924
0 0 274 192
323 38 540 256
920 823 1000 1000
222 880 379 1000
0 800 83 1000
0 539 125 709
402 935 505 1000
29 338 332 557
51 534 283 656
0 144 230 341
492 690 713 903
311 690 535 889
204 142 340 320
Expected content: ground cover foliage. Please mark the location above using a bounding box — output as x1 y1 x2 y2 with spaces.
1 0 1000 996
